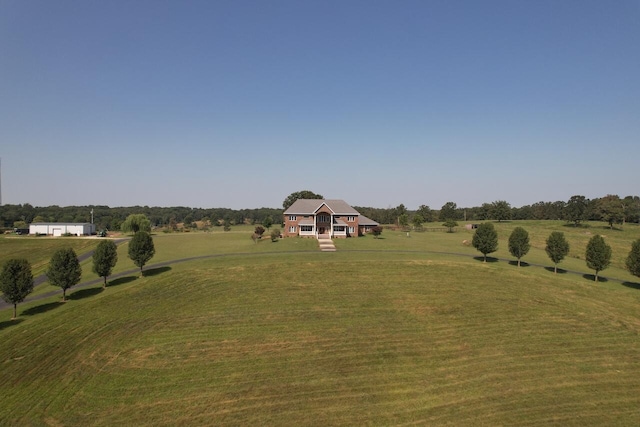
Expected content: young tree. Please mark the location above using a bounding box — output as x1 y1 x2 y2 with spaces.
121 214 152 234
625 239 640 279
545 231 570 273
262 216 273 230
370 225 383 239
92 240 118 288
508 227 530 267
412 214 424 230
270 228 281 242
128 231 156 275
254 226 265 237
398 213 409 230
46 248 82 301
0 259 34 319
472 222 498 262
585 234 612 282
442 219 458 233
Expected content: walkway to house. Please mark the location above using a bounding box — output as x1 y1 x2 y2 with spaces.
317 234 336 252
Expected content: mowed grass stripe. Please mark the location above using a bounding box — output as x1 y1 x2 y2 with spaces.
1 254 639 425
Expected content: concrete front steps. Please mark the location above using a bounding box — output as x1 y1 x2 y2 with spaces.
317 234 336 252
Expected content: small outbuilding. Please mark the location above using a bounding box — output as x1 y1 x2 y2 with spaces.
29 223 96 237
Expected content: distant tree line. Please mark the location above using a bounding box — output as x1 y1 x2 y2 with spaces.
0 204 283 231
358 194 640 227
1 194 638 230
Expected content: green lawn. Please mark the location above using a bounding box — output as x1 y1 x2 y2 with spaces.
1 223 640 425
0 235 100 277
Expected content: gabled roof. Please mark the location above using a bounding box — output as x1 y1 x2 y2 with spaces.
284 199 360 215
358 215 379 226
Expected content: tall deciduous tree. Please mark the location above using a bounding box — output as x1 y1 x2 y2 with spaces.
47 248 82 301
472 223 498 262
416 205 433 222
564 195 589 227
92 240 118 288
545 231 569 273
128 231 155 275
625 239 640 279
623 196 640 224
585 235 612 282
439 202 458 221
121 214 152 234
491 200 512 222
597 195 624 229
0 259 34 319
508 227 530 267
282 190 324 210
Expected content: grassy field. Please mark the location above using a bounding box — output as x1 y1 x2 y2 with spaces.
1 222 639 425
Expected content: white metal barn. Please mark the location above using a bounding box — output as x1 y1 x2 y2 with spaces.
29 223 96 237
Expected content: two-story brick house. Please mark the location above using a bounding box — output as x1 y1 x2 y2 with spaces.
283 199 379 238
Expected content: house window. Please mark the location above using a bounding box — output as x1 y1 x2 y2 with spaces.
289 215 297 221
317 214 330 222
289 226 296 233
300 225 313 232
334 226 345 232
347 216 355 222
348 227 355 234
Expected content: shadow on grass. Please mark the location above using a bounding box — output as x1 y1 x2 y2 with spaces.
473 256 499 263
142 266 172 277
108 276 137 287
622 281 640 290
68 287 103 301
582 274 609 283
22 301 64 316
544 267 568 274
508 261 531 267
0 318 25 330
562 223 590 229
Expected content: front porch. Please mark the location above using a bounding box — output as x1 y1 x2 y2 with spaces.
297 218 348 239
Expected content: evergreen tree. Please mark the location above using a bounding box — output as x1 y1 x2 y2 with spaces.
545 231 570 273
128 231 156 275
472 222 498 262
92 240 119 288
508 227 530 267
585 235 612 282
0 259 34 319
47 248 82 301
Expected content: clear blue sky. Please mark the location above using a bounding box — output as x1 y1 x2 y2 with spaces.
1 0 638 210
